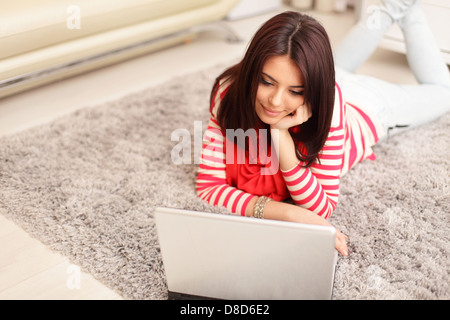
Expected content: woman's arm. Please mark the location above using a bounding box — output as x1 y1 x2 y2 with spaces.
196 116 256 215
196 117 348 256
244 197 348 256
270 127 300 172
270 105 344 219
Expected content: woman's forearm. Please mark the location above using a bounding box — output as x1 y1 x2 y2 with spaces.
270 128 300 171
271 127 339 218
245 196 328 226
245 198 349 256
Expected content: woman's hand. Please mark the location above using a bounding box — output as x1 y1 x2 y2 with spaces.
248 199 349 257
335 230 349 257
302 211 349 257
269 104 311 172
271 103 312 130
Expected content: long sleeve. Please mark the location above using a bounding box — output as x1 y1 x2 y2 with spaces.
281 125 345 219
280 84 347 219
196 115 256 216
281 82 383 218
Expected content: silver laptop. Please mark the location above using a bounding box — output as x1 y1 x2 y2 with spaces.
154 207 338 300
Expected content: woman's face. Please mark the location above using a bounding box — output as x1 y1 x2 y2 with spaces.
255 55 305 126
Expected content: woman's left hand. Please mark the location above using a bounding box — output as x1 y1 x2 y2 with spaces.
271 103 312 130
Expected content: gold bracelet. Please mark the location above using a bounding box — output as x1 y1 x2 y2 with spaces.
253 196 272 219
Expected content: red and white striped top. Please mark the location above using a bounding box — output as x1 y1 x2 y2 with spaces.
196 82 384 219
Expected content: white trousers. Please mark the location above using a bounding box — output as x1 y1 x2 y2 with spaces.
333 3 450 139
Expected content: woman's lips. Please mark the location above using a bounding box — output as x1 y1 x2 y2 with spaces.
263 106 282 117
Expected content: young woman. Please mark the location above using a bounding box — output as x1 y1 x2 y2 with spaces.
196 0 450 256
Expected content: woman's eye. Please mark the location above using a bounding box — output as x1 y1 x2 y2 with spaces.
260 79 272 86
291 90 304 96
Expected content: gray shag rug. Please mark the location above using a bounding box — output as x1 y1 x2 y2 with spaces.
0 64 449 300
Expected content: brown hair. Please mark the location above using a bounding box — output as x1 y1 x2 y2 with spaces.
211 11 335 166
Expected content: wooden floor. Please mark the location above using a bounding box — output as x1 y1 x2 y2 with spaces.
0 6 415 300
0 214 123 299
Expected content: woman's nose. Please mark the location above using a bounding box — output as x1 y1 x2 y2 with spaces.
269 90 283 108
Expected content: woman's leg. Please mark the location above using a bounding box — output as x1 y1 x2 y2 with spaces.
398 2 450 88
335 0 450 138
334 5 392 72
382 1 450 135
334 0 418 72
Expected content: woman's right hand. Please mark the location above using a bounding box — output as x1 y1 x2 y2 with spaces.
248 198 349 256
281 201 349 256
301 210 349 257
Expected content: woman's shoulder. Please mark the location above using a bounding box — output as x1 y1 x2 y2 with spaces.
330 82 345 129
216 76 233 97
210 76 233 116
